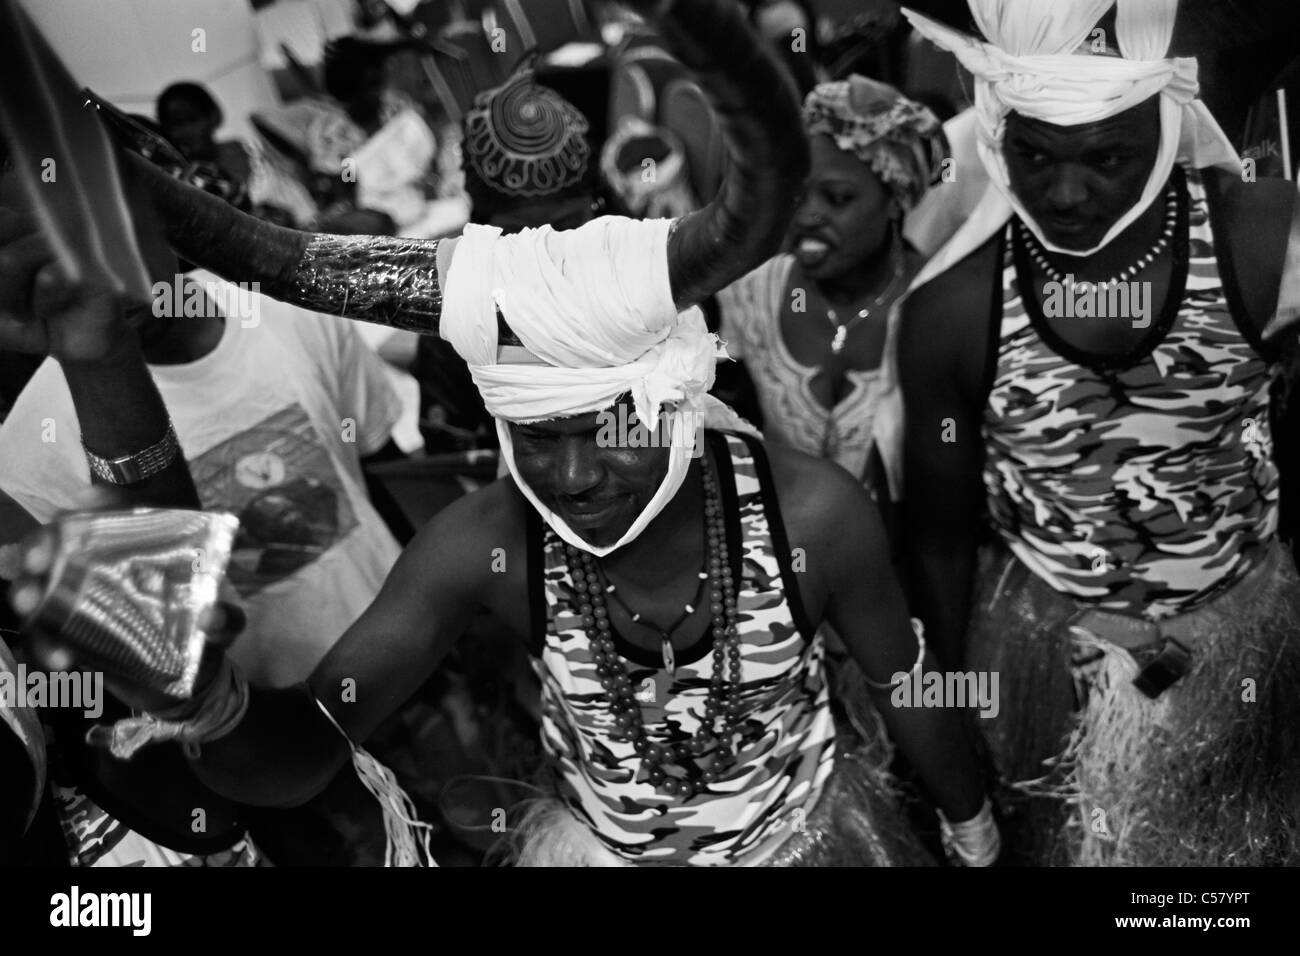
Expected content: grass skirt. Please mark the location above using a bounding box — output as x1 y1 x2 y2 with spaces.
967 539 1300 866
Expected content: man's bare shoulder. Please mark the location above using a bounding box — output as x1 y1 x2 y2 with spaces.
761 441 872 543
903 235 1002 331
398 476 531 593
1211 168 1296 226
900 235 1002 394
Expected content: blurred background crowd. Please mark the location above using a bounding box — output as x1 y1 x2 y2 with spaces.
1 0 1297 867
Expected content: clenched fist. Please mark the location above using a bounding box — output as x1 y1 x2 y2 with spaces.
0 205 142 365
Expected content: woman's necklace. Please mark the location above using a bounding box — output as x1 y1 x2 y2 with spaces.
824 240 906 355
563 459 741 798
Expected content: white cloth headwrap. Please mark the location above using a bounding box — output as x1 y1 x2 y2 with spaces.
441 215 757 556
902 0 1239 256
872 1 1243 500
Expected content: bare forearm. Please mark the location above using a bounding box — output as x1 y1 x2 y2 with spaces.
58 334 199 510
907 543 976 670
874 668 986 822
189 682 349 808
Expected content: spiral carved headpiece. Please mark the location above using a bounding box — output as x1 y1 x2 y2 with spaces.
463 66 592 200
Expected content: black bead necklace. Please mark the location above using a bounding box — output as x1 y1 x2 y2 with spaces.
563 458 742 798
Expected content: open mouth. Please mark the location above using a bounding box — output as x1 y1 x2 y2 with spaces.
794 236 833 267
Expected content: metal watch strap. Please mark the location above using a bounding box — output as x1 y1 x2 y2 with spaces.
82 423 180 485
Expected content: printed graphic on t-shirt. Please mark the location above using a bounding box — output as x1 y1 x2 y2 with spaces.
188 405 357 595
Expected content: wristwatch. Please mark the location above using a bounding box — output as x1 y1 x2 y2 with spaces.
82 423 180 485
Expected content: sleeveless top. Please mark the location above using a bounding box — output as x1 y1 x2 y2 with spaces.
718 255 887 487
526 431 836 865
983 165 1279 619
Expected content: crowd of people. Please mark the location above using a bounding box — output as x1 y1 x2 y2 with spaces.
1 0 1298 868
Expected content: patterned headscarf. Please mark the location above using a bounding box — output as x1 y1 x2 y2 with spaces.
802 75 948 212
462 65 592 203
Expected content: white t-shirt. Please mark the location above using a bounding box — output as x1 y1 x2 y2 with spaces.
0 272 404 688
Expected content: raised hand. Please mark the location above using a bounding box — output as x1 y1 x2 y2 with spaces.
0 204 140 365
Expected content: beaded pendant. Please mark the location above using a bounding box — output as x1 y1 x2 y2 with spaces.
564 459 743 799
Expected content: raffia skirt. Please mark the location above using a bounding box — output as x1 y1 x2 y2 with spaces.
967 538 1300 866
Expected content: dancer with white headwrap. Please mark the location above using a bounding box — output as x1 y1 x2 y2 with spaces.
10 0 1000 866
888 0 1300 865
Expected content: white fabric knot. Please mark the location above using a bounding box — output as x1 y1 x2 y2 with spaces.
441 214 757 556
632 320 720 426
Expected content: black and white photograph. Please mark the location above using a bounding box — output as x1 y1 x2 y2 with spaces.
0 0 1296 938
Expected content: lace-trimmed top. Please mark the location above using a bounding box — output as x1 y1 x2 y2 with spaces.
719 255 886 487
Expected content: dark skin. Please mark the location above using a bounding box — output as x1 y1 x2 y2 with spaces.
158 99 299 228
157 99 250 182
0 160 203 513
0 162 222 847
899 99 1300 669
18 413 989 828
782 135 923 409
0 152 403 849
1003 97 1175 357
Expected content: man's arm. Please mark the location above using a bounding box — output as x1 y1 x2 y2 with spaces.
787 454 986 823
0 207 198 510
58 332 198 510
897 250 997 670
1202 170 1298 345
187 485 496 807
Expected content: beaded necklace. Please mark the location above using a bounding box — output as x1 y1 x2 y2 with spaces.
563 457 741 798
1016 182 1178 295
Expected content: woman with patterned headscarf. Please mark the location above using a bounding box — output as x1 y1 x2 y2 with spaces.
718 75 948 496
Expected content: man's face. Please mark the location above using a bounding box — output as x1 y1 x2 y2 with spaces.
791 134 894 281
508 397 672 549
1004 96 1162 251
158 100 217 162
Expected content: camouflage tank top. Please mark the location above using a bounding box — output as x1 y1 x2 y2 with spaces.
983 165 1279 619
527 430 836 865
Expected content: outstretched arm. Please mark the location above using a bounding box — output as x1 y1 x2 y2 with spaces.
188 496 487 807
10 486 491 809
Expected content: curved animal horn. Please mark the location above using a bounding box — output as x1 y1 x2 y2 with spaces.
631 0 809 309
